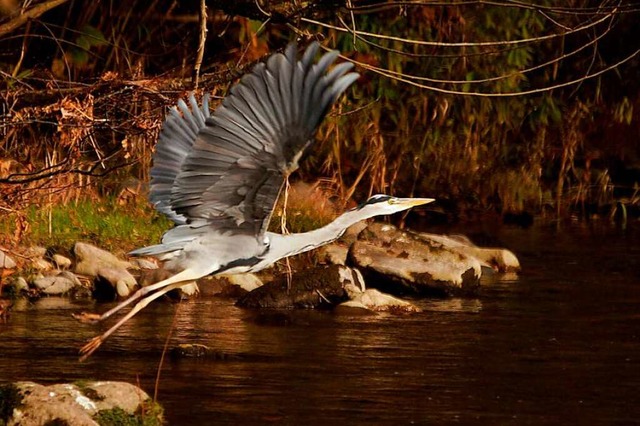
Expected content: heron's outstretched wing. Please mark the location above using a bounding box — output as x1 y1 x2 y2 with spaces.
150 95 211 225
152 42 358 236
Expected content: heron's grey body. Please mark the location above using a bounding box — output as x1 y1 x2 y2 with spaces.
79 43 433 359
130 42 359 277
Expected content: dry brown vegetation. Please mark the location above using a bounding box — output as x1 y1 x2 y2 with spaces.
1 0 640 248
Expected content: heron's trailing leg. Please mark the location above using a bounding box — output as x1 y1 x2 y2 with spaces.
79 281 189 361
77 267 204 359
74 268 201 324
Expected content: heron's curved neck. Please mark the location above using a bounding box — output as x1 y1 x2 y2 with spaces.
264 208 367 262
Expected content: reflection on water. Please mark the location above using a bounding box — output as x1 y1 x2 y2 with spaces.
1 223 640 424
422 297 484 313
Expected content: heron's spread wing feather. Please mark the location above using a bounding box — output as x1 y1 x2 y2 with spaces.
151 42 358 236
150 94 210 225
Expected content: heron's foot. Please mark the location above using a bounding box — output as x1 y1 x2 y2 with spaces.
79 336 103 362
72 312 102 324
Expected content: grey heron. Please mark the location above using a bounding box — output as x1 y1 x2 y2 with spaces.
78 42 434 359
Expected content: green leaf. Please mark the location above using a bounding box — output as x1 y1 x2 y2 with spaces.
79 25 107 47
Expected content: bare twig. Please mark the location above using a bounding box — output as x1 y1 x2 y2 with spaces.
11 20 31 78
303 11 613 48
329 43 640 97
193 0 208 88
334 10 616 86
0 0 70 38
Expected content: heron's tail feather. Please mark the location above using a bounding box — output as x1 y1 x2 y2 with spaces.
128 222 208 258
128 242 184 257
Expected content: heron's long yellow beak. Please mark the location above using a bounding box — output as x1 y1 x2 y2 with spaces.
395 197 435 207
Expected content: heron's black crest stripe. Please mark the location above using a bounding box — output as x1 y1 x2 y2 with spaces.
357 194 392 209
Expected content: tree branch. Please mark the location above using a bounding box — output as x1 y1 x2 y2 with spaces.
0 0 70 38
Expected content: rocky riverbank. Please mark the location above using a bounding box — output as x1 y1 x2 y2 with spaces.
0 221 519 315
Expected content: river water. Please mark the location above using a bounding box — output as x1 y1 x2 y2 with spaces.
1 222 639 424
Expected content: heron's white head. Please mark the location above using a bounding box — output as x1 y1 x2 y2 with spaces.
355 194 435 219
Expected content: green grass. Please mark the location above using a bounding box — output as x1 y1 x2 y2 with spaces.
0 198 172 256
0 185 339 257
93 400 164 426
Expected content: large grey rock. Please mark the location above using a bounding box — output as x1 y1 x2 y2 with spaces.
0 250 16 269
224 273 263 292
178 281 199 296
3 381 161 426
12 276 29 292
237 265 362 309
138 268 199 298
22 247 53 271
195 274 258 299
96 267 138 297
52 254 72 269
316 243 349 266
31 258 54 271
341 220 369 244
24 246 46 258
418 233 520 272
33 271 82 295
341 288 421 313
74 242 132 277
349 223 482 296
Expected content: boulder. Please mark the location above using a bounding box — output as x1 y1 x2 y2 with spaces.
343 288 421 313
223 273 264 292
52 254 72 269
24 246 46 258
74 242 132 277
96 267 137 297
349 223 482 296
11 276 29 293
237 265 363 309
418 233 520 272
138 268 172 287
178 282 199 297
316 243 349 266
0 250 16 269
138 268 199 298
32 271 82 295
341 220 369 244
196 274 260 298
31 258 54 271
2 381 162 426
21 247 52 271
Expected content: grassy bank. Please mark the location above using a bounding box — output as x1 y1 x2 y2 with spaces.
0 197 172 255
0 182 345 254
